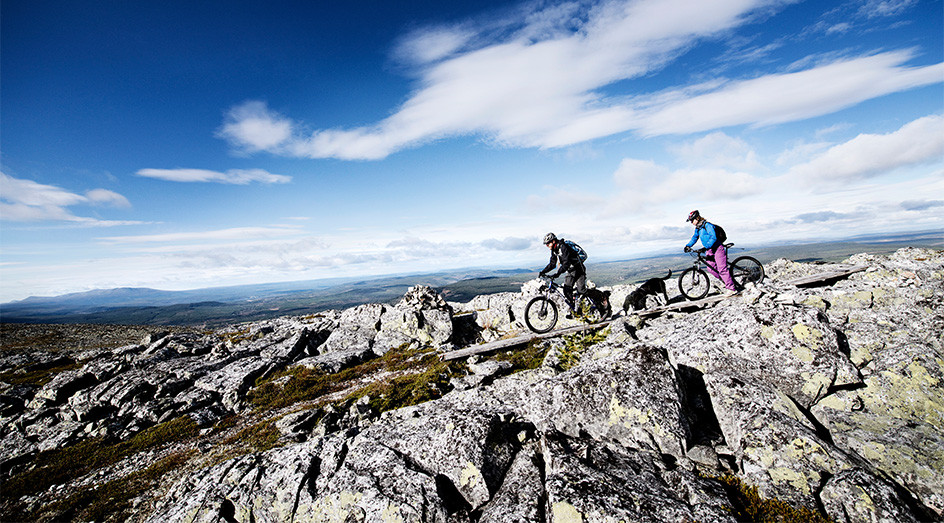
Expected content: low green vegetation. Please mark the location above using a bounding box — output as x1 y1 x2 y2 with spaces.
493 340 549 372
224 418 283 452
1 416 199 521
38 450 195 523
344 358 461 414
248 344 463 414
0 359 84 387
711 474 833 523
558 329 608 370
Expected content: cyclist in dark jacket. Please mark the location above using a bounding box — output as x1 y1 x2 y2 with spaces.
539 232 587 307
684 210 738 295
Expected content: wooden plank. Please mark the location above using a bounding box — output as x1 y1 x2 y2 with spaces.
442 318 617 361
634 294 727 317
785 265 868 287
443 294 731 360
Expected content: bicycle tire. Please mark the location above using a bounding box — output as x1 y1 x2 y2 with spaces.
524 296 558 333
679 268 710 300
730 256 765 288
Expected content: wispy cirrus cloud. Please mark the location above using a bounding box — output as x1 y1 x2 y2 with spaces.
636 50 943 136
216 0 941 160
96 226 305 245
787 114 944 184
0 172 137 225
136 168 291 184
481 237 532 251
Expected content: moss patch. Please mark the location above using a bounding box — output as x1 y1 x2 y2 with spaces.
223 418 283 452
247 344 462 413
711 474 833 522
559 329 608 370
493 340 549 373
344 357 462 414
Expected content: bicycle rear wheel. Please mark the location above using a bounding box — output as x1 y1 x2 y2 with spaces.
578 299 607 324
525 296 558 333
679 268 710 300
730 256 765 288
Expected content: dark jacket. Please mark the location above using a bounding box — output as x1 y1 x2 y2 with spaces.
541 240 585 277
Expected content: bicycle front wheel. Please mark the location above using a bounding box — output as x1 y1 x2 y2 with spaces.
524 296 558 333
731 256 765 288
679 268 710 300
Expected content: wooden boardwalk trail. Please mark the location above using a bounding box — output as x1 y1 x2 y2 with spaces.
444 263 872 361
784 264 869 287
442 294 727 361
442 319 617 361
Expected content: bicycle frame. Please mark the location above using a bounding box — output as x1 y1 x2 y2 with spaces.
539 278 577 310
689 250 723 280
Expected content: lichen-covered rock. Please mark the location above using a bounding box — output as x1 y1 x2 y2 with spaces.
375 306 453 354
494 343 690 458
640 299 861 410
2 248 942 522
194 357 273 411
541 431 736 523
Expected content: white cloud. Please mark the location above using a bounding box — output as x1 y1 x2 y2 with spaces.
216 0 942 160
394 26 475 65
609 141 764 214
136 168 291 184
481 237 532 251
787 114 944 183
858 0 917 18
0 172 137 225
85 189 132 207
97 226 305 245
613 158 671 188
636 51 944 135
217 101 294 153
668 132 763 170
526 185 608 212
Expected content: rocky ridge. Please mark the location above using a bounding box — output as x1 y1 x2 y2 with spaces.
0 248 941 522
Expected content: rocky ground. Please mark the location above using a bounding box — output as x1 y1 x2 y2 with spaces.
0 247 941 522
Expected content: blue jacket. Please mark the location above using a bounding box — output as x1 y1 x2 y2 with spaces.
686 222 720 250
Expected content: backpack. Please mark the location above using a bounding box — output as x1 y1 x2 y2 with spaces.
712 223 727 244
563 240 588 263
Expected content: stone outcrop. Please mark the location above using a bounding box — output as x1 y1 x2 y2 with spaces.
1 251 942 522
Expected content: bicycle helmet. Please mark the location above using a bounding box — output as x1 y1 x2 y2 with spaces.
686 210 701 223
543 232 557 245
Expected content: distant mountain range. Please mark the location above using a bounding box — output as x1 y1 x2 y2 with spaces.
2 230 940 326
0 268 535 326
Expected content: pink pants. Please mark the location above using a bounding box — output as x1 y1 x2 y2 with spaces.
705 244 737 291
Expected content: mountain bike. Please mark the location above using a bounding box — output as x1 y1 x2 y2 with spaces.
678 244 765 300
524 277 611 333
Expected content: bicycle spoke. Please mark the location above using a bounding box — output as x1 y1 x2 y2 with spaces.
679 268 710 300
731 256 765 287
525 296 558 333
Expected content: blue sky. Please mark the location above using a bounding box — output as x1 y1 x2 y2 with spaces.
1 0 942 301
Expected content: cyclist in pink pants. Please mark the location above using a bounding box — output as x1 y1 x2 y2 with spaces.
683 210 738 295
